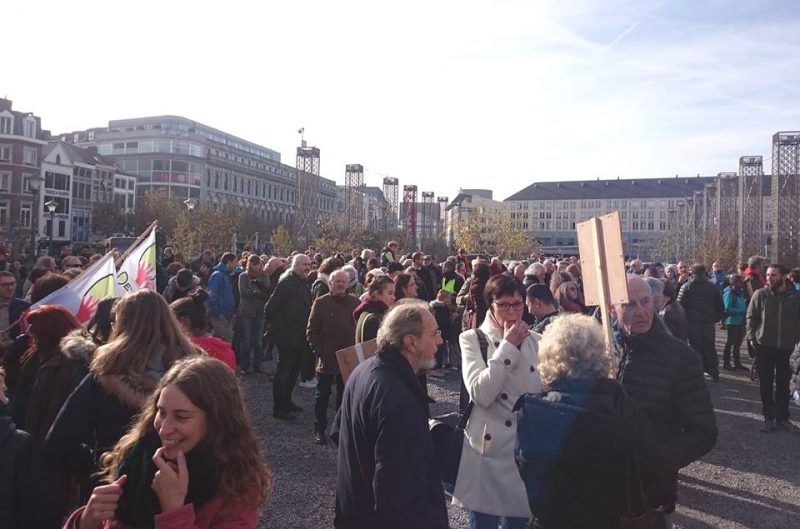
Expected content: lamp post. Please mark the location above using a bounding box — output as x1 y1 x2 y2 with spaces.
44 199 58 257
184 197 198 258
27 174 44 261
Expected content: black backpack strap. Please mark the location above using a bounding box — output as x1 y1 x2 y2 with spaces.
458 328 491 429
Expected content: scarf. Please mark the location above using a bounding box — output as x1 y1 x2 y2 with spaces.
115 432 218 529
353 298 388 320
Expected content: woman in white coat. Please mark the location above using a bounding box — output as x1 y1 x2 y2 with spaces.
453 274 542 529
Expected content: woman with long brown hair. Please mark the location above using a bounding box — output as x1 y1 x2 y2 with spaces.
66 356 272 529
46 289 203 500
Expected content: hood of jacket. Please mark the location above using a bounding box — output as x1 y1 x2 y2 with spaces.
59 329 98 362
353 298 388 320
92 370 158 411
212 262 230 275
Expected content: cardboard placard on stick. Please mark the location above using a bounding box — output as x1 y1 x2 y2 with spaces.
336 338 379 383
577 211 629 351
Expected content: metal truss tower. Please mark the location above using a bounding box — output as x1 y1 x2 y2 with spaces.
295 145 321 241
403 185 418 249
715 173 737 240
771 132 800 265
738 156 764 263
382 177 399 230
437 196 449 221
692 190 704 232
421 192 435 246
345 164 364 229
703 182 717 234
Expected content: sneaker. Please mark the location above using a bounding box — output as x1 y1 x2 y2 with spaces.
314 431 327 445
239 367 250 376
775 420 800 433
759 420 776 433
299 379 318 389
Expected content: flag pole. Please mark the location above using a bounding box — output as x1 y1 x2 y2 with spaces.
115 220 158 269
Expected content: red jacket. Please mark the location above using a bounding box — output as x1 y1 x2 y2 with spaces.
64 497 258 529
190 335 236 371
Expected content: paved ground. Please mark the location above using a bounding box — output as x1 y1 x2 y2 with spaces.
243 330 800 528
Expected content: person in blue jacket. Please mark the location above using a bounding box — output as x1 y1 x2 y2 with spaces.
722 274 747 370
207 252 237 342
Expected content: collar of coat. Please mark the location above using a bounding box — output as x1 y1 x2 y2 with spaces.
376 345 430 406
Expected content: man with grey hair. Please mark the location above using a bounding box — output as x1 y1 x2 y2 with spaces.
265 253 312 420
612 274 716 524
334 299 447 528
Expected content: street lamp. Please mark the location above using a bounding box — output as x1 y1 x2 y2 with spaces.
44 199 58 257
27 174 44 260
184 198 199 258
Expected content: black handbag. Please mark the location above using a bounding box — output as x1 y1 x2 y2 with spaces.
429 328 488 491
619 438 667 529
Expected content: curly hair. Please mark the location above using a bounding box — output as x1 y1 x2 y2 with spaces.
100 356 272 507
537 313 612 385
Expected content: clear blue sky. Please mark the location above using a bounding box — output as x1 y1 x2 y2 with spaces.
5 0 800 200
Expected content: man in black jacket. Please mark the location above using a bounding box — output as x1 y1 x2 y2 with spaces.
613 275 717 520
334 299 447 529
677 263 724 381
265 254 312 421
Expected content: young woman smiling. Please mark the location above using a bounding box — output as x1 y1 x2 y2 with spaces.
65 356 272 529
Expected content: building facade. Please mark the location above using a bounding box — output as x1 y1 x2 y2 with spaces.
63 115 336 228
445 190 505 250
334 185 387 231
0 98 47 256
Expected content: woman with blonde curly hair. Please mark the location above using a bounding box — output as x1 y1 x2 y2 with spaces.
65 356 272 529
515 314 656 529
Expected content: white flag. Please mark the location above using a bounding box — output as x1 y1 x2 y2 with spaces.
116 227 157 296
31 253 117 325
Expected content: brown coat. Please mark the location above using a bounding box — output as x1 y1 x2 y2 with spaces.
307 292 360 375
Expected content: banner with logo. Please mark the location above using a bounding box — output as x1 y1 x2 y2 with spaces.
116 225 157 295
31 252 117 325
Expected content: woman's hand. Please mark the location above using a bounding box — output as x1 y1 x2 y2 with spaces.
79 475 127 529
151 447 189 513
503 320 529 348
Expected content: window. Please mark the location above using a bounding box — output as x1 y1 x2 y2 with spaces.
0 202 7 225
0 116 11 134
0 145 11 161
20 203 32 227
23 118 36 138
23 147 37 166
0 171 9 192
58 219 66 238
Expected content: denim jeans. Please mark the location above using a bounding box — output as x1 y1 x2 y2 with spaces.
238 316 264 370
314 373 343 434
469 511 528 529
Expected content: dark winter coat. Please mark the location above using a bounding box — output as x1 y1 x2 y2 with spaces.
515 378 657 529
237 271 270 319
264 271 311 350
746 286 800 350
379 247 396 268
307 293 359 375
10 330 95 440
660 300 688 341
334 346 448 529
531 311 559 335
0 410 60 529
677 275 724 324
614 317 717 512
45 367 157 478
161 275 197 304
4 297 29 340
430 300 455 341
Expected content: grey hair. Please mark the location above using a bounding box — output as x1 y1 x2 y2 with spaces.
664 264 678 278
747 255 765 268
376 299 429 350
642 277 664 298
526 262 545 276
537 313 612 385
280 254 309 280
332 268 351 282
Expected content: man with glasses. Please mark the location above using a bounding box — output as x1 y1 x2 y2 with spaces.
0 271 29 340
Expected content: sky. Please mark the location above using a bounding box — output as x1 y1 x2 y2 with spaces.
5 0 800 201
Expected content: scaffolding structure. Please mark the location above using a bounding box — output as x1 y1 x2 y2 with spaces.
770 132 800 265
737 156 764 262
421 192 435 246
692 190 704 231
382 177 399 230
403 185 418 249
345 164 364 228
715 173 737 241
703 183 717 234
295 145 321 241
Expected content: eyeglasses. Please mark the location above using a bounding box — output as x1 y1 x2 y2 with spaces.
494 301 524 311
431 329 442 337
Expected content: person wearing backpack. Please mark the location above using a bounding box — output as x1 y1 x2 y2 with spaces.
452 274 541 529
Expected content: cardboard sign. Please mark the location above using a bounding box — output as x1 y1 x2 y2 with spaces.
336 338 379 382
577 211 629 307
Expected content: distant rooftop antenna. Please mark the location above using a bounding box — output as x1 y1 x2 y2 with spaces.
298 127 306 148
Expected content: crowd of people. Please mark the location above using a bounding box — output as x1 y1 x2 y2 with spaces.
0 238 797 528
